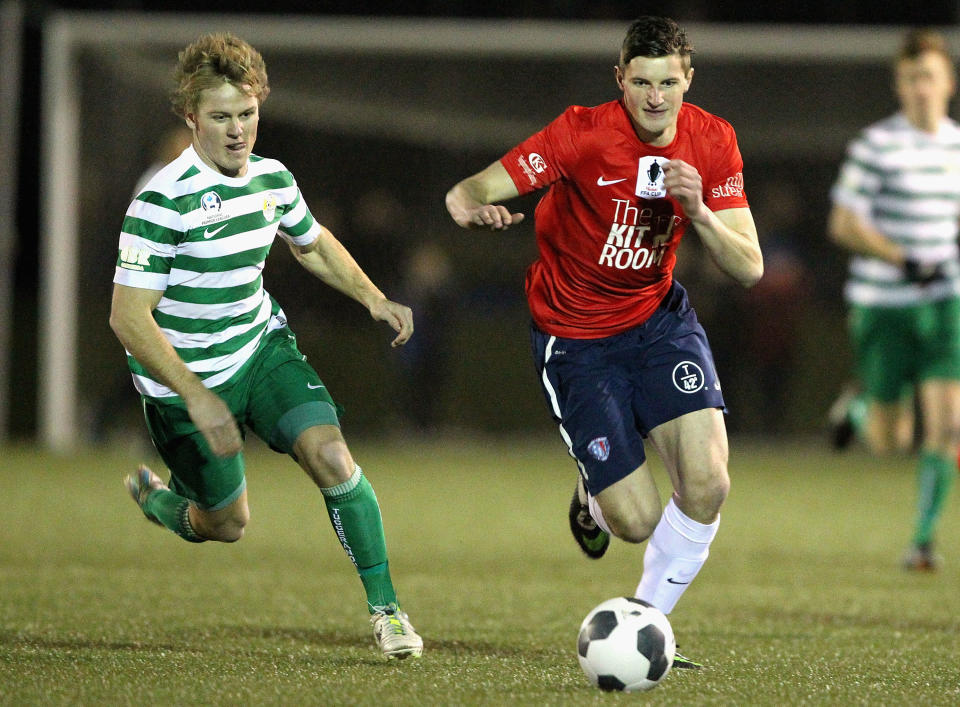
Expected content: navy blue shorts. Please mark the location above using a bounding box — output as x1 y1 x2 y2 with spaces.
530 281 725 496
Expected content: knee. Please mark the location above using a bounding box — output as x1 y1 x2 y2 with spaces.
302 441 355 486
209 518 247 543
294 428 355 487
679 469 730 522
919 410 960 453
865 416 913 455
866 433 909 456
196 507 249 543
605 506 660 544
214 527 245 543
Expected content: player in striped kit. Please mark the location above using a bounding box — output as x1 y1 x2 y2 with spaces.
109 33 422 658
446 16 763 667
828 28 960 572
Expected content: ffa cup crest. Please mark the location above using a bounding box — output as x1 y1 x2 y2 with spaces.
635 156 668 199
262 193 279 222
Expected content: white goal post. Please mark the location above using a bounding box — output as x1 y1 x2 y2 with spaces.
38 11 950 451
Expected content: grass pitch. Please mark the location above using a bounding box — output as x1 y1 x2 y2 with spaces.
1 435 959 705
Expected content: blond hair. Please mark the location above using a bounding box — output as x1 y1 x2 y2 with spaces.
170 33 270 118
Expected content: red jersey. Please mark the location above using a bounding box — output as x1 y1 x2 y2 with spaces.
501 100 748 339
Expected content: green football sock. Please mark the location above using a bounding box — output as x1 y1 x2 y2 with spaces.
322 465 398 613
142 488 206 543
912 451 956 548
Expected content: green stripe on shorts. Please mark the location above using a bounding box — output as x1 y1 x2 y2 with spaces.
269 400 341 454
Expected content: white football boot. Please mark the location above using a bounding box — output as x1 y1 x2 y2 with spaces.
371 605 423 660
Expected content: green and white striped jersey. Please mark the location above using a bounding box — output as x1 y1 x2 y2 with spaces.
114 145 321 400
831 112 960 307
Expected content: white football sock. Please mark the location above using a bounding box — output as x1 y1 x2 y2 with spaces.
635 497 719 615
587 493 612 535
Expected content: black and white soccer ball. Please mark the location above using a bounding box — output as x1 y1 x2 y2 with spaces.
577 597 676 692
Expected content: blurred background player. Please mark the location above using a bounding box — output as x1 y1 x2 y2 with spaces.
827 28 960 571
446 16 762 667
109 32 422 658
132 125 193 196
93 125 192 445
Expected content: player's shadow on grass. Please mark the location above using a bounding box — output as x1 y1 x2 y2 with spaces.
230 626 540 658
0 626 558 661
226 625 372 649
0 629 181 653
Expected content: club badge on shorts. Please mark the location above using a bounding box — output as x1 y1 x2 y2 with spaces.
587 436 611 462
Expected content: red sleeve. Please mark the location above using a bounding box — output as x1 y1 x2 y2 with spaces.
702 118 748 211
499 107 582 196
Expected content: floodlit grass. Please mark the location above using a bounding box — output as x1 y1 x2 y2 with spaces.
1 435 959 705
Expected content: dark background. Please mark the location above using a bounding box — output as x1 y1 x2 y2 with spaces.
10 1 960 443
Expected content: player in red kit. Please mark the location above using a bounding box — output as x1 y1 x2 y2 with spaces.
446 16 763 668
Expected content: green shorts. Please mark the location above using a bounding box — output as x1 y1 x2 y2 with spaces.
142 326 342 510
849 296 960 403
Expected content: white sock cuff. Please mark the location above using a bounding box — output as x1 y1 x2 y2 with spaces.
662 497 719 545
587 493 612 535
321 464 363 498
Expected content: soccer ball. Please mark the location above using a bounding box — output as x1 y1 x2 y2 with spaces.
577 596 675 692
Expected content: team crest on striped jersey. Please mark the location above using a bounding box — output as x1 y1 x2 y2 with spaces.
200 191 222 213
197 190 233 229
587 436 610 462
262 193 279 222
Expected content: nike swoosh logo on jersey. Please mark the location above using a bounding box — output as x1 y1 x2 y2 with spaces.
307 383 326 390
203 224 228 239
596 176 627 186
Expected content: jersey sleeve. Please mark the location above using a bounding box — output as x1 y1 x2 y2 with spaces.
277 183 323 246
113 190 182 291
702 118 749 211
829 131 883 220
499 107 582 195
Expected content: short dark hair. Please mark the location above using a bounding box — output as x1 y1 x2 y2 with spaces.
898 27 952 63
620 16 694 70
895 28 955 83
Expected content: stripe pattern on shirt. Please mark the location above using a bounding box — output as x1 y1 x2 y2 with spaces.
831 113 960 307
113 146 321 399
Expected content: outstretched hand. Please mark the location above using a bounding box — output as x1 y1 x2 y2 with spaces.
369 298 414 347
459 204 525 231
